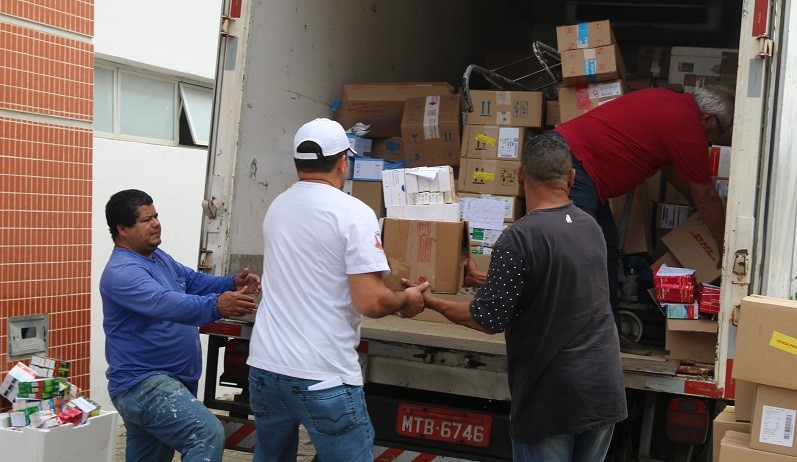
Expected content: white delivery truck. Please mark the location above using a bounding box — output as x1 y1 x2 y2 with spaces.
197 0 797 460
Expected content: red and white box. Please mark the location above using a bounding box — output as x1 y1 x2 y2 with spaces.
654 265 698 304
698 283 720 315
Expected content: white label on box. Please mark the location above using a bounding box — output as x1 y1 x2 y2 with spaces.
479 194 515 219
584 48 597 60
660 204 690 229
496 91 511 105
497 127 521 159
759 405 796 447
422 95 441 140
353 158 383 181
592 81 623 99
462 198 505 230
381 169 407 207
714 179 728 197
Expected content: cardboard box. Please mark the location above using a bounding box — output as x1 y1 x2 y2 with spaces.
645 171 664 203
545 100 560 128
561 45 622 86
556 20 614 52
713 407 752 462
370 137 404 162
654 229 671 259
401 95 461 168
664 182 691 205
609 185 653 257
558 80 625 122
336 82 454 137
751 385 797 456
665 318 717 363
653 250 680 271
637 45 671 79
719 431 797 462
386 204 460 223
735 380 756 422
344 180 384 218
383 219 468 294
683 74 722 94
656 203 692 230
668 47 738 86
458 158 523 196
464 90 544 129
347 134 373 156
0 410 118 462
459 193 524 223
381 169 407 206
661 212 721 283
467 226 506 248
719 52 739 80
710 145 732 178
734 295 797 391
460 125 532 160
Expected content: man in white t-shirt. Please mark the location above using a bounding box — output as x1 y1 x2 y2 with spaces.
247 118 429 462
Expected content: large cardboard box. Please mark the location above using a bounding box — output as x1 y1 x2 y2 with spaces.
637 45 671 79
383 219 468 294
668 47 738 86
344 180 384 218
734 295 797 391
558 80 625 123
464 90 544 129
561 45 622 86
713 407 752 462
458 158 523 196
750 385 797 456
661 212 721 283
336 82 454 137
609 185 653 257
545 100 561 128
402 95 461 168
460 125 532 160
735 379 756 422
665 318 718 363
556 20 614 52
719 431 797 461
370 137 404 162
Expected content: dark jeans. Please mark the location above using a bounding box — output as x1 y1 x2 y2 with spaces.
554 133 622 332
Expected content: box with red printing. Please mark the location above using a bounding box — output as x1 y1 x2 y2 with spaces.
698 283 720 315
654 265 697 303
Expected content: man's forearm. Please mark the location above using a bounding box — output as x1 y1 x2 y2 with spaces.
427 297 492 334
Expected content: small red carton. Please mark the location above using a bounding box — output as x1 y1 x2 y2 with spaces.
654 265 698 304
698 283 720 315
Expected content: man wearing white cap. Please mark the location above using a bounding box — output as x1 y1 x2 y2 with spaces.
246 118 429 461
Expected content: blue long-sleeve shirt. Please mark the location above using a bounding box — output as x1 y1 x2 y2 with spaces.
100 247 234 398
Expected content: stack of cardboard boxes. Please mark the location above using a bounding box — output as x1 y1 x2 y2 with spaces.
457 89 544 257
713 295 797 461
555 20 628 123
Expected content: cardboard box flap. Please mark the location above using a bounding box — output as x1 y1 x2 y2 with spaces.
667 318 718 333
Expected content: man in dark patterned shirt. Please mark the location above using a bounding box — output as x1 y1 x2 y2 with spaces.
420 133 627 461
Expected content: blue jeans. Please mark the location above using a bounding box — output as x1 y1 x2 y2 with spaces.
111 374 225 462
512 423 615 462
248 367 374 462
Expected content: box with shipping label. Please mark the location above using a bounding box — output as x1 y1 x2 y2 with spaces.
336 82 454 137
656 203 692 230
712 407 751 462
668 47 738 86
751 385 797 456
654 265 697 304
458 158 523 197
665 302 699 320
344 180 384 218
545 100 560 128
556 20 614 52
459 192 524 223
734 295 797 391
560 45 622 86
464 90 544 129
608 185 653 257
352 157 384 181
382 219 468 294
661 212 721 284
402 94 461 168
370 137 404 162
467 226 506 248
558 80 625 123
460 125 533 160
637 45 671 79
710 145 732 178
718 431 797 462
665 318 718 363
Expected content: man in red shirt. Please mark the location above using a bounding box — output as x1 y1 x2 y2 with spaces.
553 84 733 355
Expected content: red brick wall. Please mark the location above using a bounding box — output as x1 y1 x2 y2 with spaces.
0 0 94 407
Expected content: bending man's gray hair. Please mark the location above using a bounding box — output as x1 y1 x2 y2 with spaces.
692 84 735 130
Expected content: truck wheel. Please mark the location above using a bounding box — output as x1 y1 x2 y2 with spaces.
619 310 643 342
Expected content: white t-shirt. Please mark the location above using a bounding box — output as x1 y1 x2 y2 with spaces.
247 181 389 385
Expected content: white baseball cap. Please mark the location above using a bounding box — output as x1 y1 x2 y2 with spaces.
293 118 356 160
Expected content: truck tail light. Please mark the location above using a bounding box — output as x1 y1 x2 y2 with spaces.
666 397 709 445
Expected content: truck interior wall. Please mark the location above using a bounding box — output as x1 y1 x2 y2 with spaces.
223 0 746 270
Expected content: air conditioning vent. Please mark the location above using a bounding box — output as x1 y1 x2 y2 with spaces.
565 2 723 31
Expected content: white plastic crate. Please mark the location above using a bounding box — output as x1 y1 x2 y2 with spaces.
0 410 118 462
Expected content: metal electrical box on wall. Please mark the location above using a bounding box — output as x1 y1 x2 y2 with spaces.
8 314 48 359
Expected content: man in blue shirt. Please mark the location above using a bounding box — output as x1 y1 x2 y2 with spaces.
100 189 260 462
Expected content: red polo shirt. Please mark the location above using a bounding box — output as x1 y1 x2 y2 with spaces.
554 87 712 203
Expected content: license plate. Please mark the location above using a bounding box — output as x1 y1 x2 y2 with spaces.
395 404 492 448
